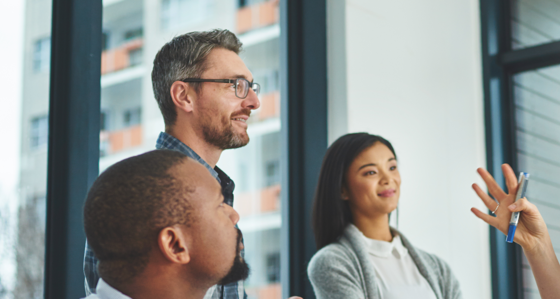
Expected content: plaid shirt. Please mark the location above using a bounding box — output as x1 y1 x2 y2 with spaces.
84 132 247 299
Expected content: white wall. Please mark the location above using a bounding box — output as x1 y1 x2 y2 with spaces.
327 0 491 298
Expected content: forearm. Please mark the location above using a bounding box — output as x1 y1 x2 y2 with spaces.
523 236 560 299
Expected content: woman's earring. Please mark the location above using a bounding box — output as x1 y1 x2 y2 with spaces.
396 205 399 229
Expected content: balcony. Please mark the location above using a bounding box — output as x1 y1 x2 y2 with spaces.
257 91 280 121
101 38 143 75
237 0 279 34
100 125 143 157
235 184 281 218
247 283 281 299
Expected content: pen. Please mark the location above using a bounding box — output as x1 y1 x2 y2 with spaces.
506 172 530 243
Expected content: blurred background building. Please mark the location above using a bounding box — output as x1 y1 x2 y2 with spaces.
14 0 282 298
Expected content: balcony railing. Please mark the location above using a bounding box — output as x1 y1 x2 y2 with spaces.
100 125 143 157
237 0 279 34
235 184 281 217
101 38 143 75
258 91 280 121
247 283 281 299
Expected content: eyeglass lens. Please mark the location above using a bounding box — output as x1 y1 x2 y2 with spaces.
235 78 260 98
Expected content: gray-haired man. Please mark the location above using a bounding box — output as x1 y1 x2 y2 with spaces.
84 29 260 299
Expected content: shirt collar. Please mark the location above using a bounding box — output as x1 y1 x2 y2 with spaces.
156 132 219 181
350 224 408 259
96 279 132 299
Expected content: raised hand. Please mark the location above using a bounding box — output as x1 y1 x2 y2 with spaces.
470 163 549 251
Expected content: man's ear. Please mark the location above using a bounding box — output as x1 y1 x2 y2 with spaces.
158 225 191 265
170 81 196 114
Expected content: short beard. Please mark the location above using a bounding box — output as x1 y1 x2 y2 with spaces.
217 228 250 285
201 110 250 150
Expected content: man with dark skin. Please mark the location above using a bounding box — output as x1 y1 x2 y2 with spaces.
83 150 249 299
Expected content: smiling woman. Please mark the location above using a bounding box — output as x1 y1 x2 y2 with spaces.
308 133 463 299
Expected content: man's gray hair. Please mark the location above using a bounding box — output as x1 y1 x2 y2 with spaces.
151 29 243 128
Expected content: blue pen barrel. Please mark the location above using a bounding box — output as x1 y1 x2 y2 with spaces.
506 172 529 244
506 224 517 243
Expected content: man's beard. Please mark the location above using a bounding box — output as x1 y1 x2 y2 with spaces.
201 109 250 150
217 228 250 285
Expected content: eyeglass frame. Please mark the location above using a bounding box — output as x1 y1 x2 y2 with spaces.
179 78 260 99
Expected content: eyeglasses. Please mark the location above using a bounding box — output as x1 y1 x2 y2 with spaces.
179 78 260 99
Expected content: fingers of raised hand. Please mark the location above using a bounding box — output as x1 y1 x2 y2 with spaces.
477 168 507 200
502 164 519 197
472 183 499 211
471 207 504 233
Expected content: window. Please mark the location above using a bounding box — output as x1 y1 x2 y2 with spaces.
101 32 109 51
128 48 143 66
30 115 49 150
123 107 141 127
266 252 280 283
124 28 143 41
514 65 560 298
2 1 52 297
26 0 327 296
33 37 51 73
511 0 560 50
481 1 560 298
100 111 109 131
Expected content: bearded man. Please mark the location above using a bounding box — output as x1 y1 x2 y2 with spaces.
83 150 249 299
84 29 260 299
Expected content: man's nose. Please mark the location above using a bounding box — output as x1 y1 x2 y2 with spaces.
228 205 240 225
243 88 260 110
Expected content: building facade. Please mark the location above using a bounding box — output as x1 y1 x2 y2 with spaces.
16 0 282 298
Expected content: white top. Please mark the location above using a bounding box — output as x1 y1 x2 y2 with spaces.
352 225 438 299
83 279 132 299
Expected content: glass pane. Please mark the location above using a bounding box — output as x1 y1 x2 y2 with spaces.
98 0 282 298
514 64 560 298
511 0 560 49
0 0 52 298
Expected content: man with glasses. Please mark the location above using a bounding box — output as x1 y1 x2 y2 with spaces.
84 29 260 299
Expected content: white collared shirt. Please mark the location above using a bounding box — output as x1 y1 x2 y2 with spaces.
83 279 132 299
352 225 437 299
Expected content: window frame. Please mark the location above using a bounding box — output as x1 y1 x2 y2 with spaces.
44 0 101 298
280 0 327 298
44 0 329 298
480 1 560 298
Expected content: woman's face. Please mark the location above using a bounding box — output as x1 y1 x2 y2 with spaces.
343 142 401 219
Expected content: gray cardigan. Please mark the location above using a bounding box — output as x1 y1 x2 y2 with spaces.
308 226 462 299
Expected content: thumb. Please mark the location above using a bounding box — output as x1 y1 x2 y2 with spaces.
508 197 537 215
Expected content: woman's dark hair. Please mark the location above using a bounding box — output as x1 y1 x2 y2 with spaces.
312 133 397 250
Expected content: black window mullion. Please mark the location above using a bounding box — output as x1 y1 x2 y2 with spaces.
280 0 327 298
502 41 560 73
480 0 523 298
44 0 102 298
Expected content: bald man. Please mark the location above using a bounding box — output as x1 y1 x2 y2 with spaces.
83 150 248 299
